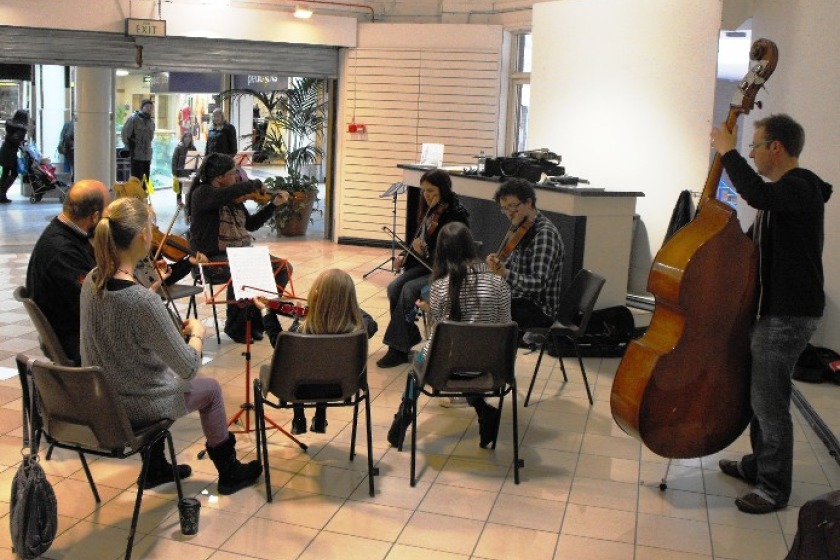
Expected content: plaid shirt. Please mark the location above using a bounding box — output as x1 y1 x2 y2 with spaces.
504 212 564 319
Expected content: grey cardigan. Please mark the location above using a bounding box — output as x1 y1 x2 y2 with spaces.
80 276 201 427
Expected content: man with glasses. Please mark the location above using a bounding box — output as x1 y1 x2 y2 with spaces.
487 178 564 336
711 114 832 514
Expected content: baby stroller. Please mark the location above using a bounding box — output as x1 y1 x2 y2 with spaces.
19 141 69 203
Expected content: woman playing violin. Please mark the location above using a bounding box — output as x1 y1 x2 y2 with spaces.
376 169 469 368
188 153 293 343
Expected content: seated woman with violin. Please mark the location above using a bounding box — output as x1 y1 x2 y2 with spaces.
188 153 293 343
254 269 378 435
135 224 208 294
80 197 262 495
376 169 469 368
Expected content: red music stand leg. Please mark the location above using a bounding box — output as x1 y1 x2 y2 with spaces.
225 305 307 451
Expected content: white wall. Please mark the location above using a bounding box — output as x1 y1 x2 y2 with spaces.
529 0 723 293
0 0 357 47
749 0 840 346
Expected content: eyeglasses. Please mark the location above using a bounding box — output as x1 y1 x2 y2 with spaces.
749 140 774 150
500 202 523 213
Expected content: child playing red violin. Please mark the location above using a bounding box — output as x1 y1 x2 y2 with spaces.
254 268 377 434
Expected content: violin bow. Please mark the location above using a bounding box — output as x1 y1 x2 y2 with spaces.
382 225 433 272
149 205 186 329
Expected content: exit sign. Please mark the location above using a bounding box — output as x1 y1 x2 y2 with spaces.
125 18 166 38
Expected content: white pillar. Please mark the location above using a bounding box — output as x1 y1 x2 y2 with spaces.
36 66 66 163
75 67 114 186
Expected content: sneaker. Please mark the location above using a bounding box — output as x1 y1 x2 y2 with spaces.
735 492 782 514
439 396 469 408
376 347 409 368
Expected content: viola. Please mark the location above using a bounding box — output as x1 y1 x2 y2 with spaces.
495 216 535 264
151 225 195 262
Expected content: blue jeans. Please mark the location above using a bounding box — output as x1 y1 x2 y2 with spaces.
741 315 819 506
383 265 429 354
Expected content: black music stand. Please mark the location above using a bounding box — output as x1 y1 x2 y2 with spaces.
364 181 406 279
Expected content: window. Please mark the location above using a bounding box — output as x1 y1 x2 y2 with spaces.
507 32 532 154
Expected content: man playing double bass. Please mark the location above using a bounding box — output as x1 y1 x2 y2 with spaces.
487 178 564 337
711 114 832 514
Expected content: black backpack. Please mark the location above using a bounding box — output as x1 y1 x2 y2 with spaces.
794 344 840 384
785 490 840 560
9 359 58 559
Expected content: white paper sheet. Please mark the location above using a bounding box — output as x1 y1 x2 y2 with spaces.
226 246 279 301
420 143 444 167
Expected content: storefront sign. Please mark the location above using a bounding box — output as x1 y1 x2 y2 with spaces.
234 74 289 92
125 18 166 38
150 72 223 94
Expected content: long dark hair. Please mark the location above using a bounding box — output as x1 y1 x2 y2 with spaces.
196 152 234 185
432 222 479 321
418 168 455 219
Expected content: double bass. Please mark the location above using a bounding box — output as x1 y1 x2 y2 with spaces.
610 39 779 459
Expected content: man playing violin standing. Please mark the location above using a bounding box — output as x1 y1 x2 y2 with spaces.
189 153 292 343
487 178 564 337
25 179 111 365
376 169 470 368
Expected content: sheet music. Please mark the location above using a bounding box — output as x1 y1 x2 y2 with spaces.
226 246 279 301
184 151 203 171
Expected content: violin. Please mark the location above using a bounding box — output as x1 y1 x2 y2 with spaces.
234 189 304 205
151 225 195 262
265 299 309 318
493 216 535 272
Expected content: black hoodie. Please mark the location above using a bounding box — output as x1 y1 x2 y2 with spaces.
722 150 833 317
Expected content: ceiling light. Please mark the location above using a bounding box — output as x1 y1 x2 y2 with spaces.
294 5 313 19
116 69 130 77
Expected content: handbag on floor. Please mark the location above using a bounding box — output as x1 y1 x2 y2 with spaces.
9 360 58 559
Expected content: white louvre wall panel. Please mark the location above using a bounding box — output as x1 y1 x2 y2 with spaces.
336 24 504 245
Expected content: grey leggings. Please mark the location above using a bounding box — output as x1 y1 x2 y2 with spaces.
183 377 228 447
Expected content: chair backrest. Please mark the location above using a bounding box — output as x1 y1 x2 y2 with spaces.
421 321 519 394
262 329 368 403
13 286 74 366
554 269 606 335
28 359 144 453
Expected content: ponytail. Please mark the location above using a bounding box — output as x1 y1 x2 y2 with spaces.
90 198 150 295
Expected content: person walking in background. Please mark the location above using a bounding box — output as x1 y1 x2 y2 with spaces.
711 114 832 514
205 108 237 157
255 268 378 435
171 131 196 208
121 99 155 189
58 119 74 182
0 109 30 203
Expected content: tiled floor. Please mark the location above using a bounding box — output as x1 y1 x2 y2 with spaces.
0 185 839 559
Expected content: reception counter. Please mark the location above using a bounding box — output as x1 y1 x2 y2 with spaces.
399 165 643 308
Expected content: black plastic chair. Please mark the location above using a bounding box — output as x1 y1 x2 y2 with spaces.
404 321 522 485
254 329 378 500
19 356 184 560
14 286 74 366
523 269 606 407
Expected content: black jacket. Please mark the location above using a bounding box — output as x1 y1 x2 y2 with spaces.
721 150 833 317
205 123 238 156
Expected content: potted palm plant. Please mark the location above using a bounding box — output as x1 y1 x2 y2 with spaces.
220 77 326 236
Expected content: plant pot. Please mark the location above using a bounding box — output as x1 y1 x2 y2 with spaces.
277 194 316 237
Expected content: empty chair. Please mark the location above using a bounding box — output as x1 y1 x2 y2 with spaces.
20 356 184 560
523 269 606 406
404 321 522 485
254 329 378 499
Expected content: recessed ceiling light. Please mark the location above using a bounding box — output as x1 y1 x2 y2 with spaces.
294 5 313 19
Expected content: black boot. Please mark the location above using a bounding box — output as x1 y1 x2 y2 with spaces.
291 406 307 435
141 438 192 489
206 432 262 495
310 404 328 433
387 398 412 448
475 401 501 449
376 348 409 368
